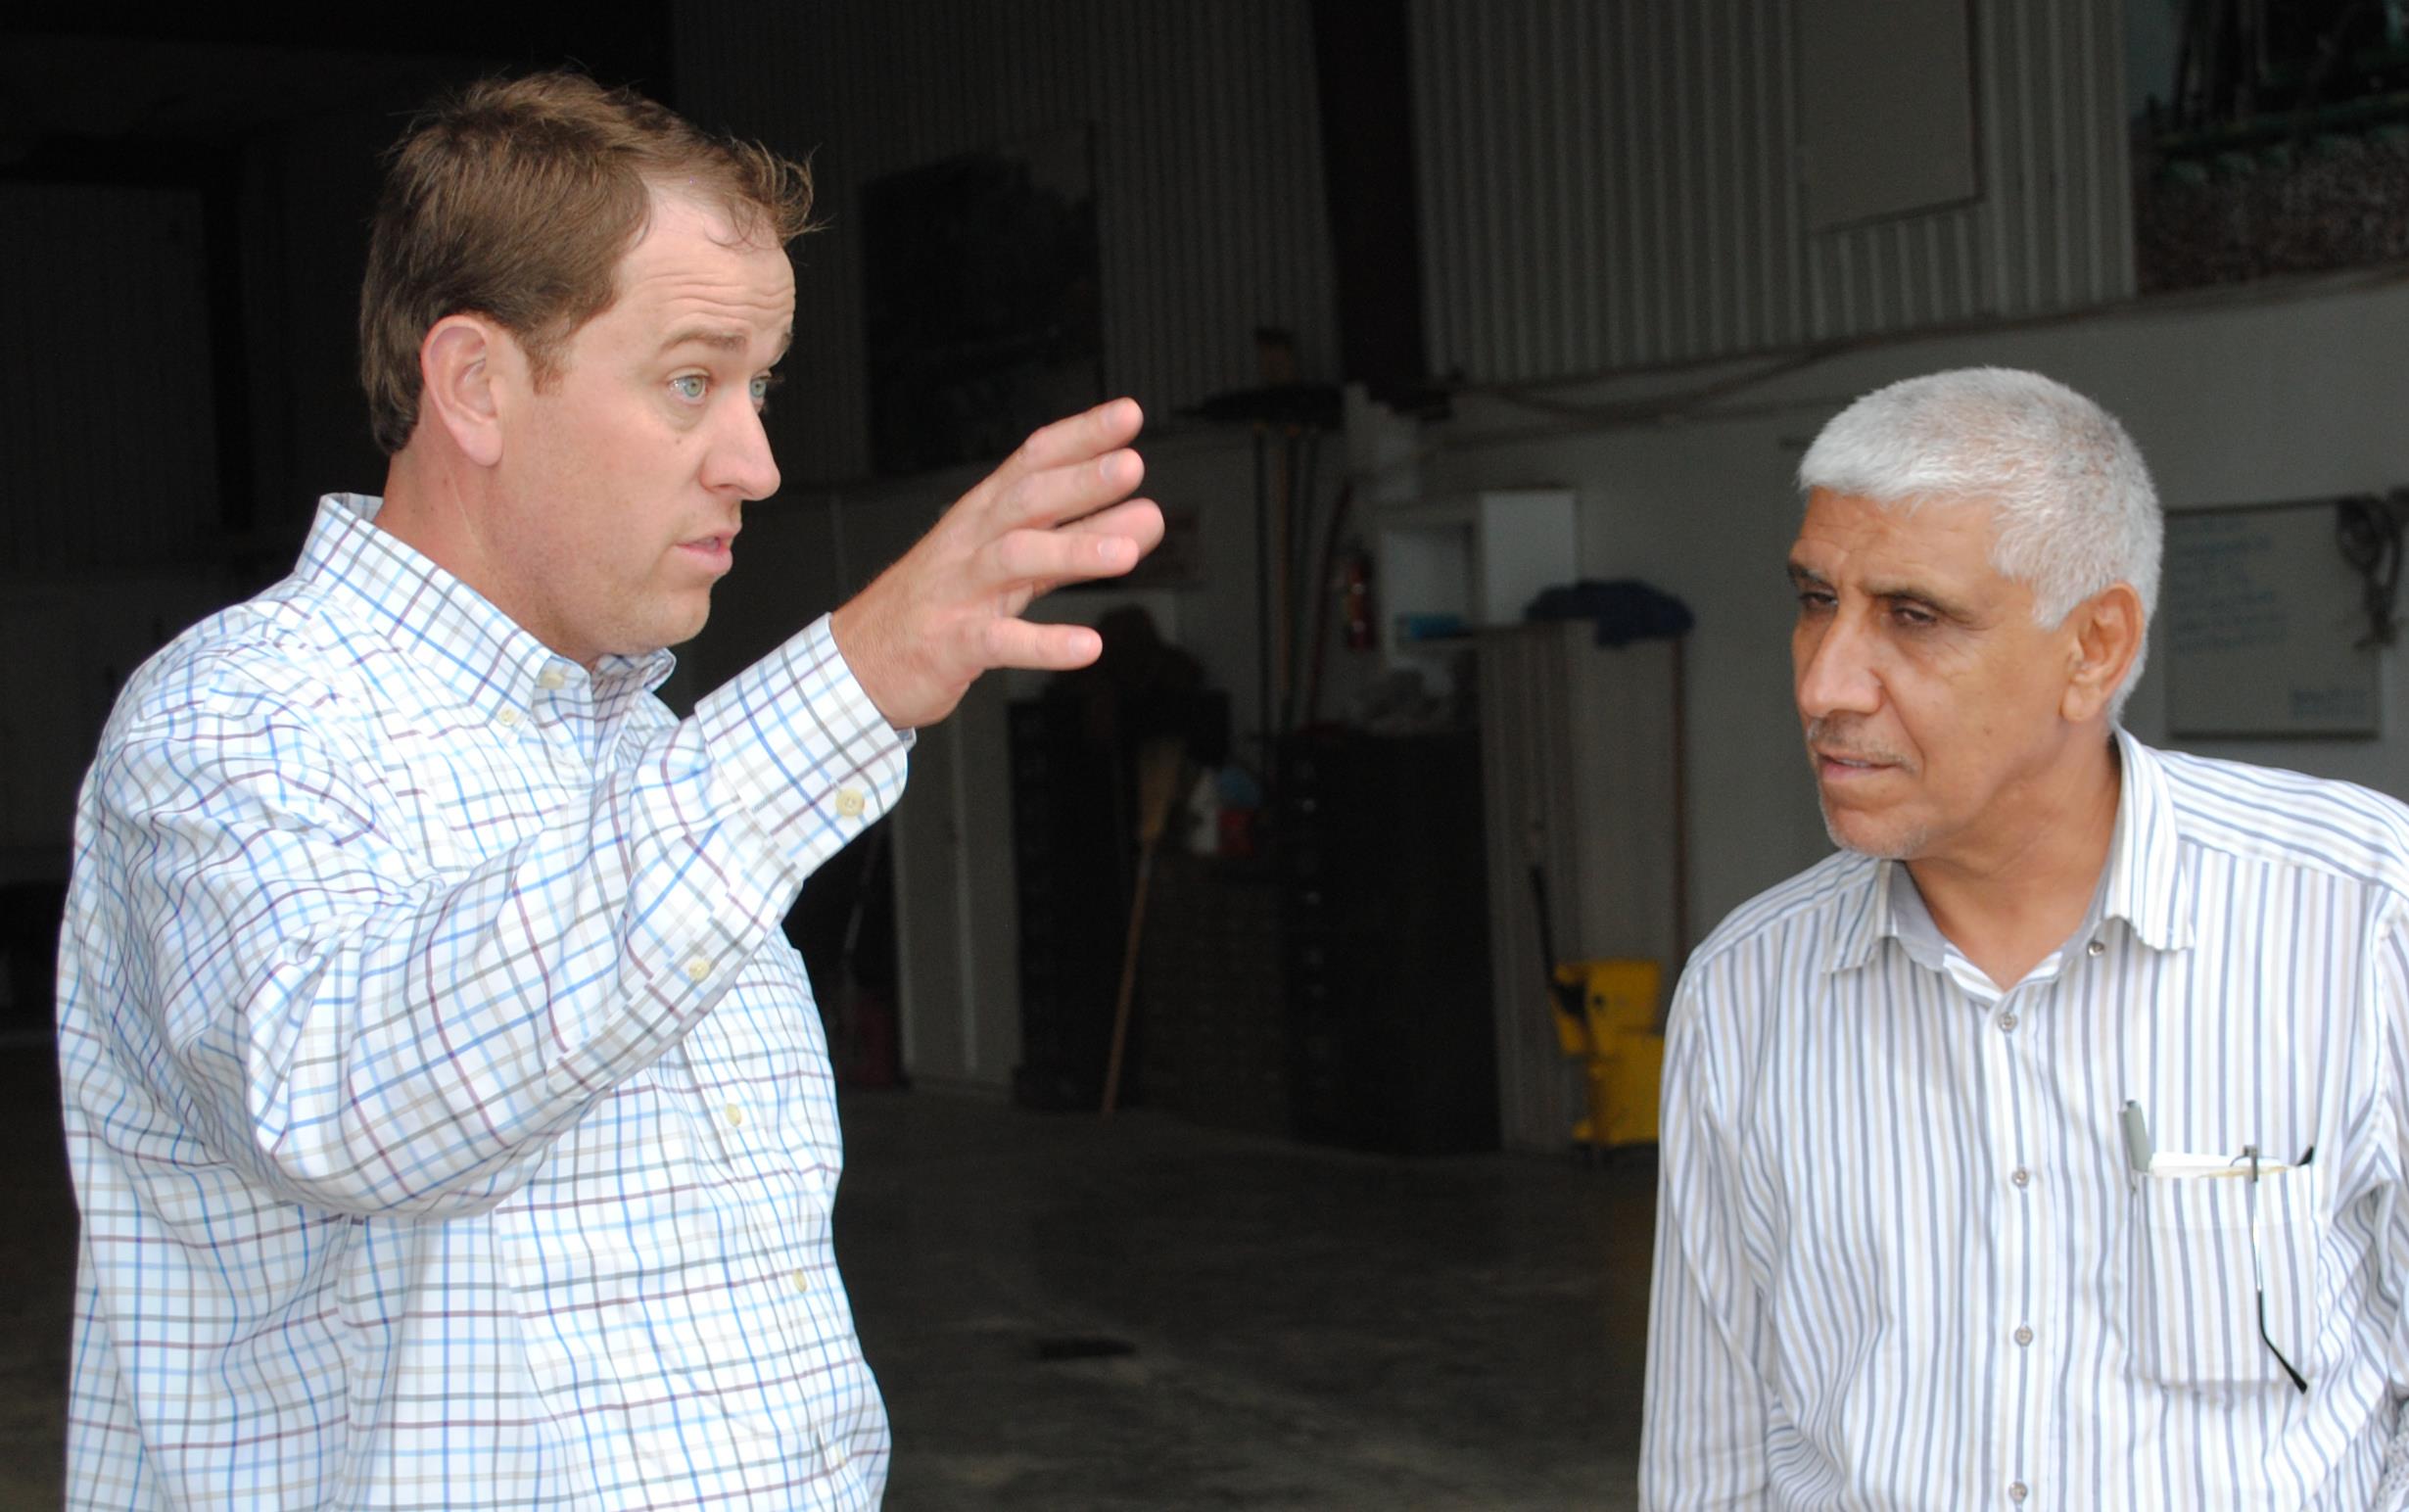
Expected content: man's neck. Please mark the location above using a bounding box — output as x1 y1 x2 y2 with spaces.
376 451 476 578
1906 732 2123 991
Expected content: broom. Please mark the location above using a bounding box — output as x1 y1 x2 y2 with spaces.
1100 737 1188 1118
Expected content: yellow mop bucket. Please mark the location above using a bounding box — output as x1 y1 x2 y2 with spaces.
1549 957 1664 1150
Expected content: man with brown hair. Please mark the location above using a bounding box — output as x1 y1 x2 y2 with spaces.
57 71 1159 1508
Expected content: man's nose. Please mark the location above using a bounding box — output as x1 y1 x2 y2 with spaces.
1795 611 1883 722
707 401 781 501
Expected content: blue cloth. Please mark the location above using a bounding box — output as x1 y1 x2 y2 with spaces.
1523 578 1693 646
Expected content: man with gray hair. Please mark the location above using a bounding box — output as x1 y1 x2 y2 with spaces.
1641 367 2409 1507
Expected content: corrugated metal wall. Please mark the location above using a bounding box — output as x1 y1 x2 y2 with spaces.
1410 0 2134 385
673 0 1340 486
0 183 219 572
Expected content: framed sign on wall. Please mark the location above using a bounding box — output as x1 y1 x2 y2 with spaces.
2162 497 2393 738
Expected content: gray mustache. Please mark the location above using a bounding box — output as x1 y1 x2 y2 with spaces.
1805 719 1910 769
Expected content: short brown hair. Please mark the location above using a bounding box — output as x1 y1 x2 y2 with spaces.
360 71 816 454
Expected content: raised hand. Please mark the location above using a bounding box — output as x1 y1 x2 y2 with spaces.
828 398 1164 730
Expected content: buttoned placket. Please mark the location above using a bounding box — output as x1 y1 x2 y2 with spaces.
618 643 881 1501
1981 930 2109 1512
1901 857 2112 1510
1967 931 2101 1512
1972 968 2039 1509
671 984 852 1491
543 661 624 774
517 659 588 770
539 661 742 1126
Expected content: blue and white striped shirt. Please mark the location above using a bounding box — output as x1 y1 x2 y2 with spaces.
1643 729 2409 1509
59 495 911 1509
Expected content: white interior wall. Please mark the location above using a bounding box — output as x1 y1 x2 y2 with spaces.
1426 270 2409 936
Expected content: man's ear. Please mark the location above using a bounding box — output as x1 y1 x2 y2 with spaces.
418 314 508 468
2061 582 2145 723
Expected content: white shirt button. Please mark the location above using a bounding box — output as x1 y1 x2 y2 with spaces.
725 1105 744 1127
2086 938 2105 958
819 1436 846 1474
496 707 520 728
834 786 868 818
2008 1483 2028 1503
1997 1011 2018 1033
685 957 711 984
539 668 567 690
2013 1324 2033 1347
2011 1167 2031 1189
792 1267 810 1294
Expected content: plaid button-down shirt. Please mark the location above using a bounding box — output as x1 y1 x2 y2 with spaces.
59 494 911 1509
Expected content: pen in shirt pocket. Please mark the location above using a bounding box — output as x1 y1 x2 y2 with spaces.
2123 1102 2317 1175
2121 1100 2152 1175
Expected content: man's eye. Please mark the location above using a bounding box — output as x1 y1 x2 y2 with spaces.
1891 603 1936 628
749 375 773 408
1797 590 1834 612
670 375 708 402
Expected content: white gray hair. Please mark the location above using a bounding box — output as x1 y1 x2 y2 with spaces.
1797 367 2161 719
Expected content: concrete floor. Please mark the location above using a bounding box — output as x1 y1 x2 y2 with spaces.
0 1049 1655 1509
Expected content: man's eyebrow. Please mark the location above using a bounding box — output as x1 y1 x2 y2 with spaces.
660 326 791 358
1786 560 1975 619
660 327 746 353
1865 578 1975 620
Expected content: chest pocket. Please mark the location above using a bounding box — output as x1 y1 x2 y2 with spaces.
2129 1161 2320 1390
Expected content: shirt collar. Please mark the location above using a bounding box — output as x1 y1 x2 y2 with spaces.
2100 725 2194 952
1824 856 1891 973
1820 725 2195 974
296 494 676 720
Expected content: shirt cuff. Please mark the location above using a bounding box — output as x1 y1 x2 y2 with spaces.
690 614 913 867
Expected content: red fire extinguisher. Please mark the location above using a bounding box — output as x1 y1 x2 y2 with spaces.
1340 539 1375 651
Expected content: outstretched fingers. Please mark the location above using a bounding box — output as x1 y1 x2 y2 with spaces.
983 526 1142 588
983 447 1148 539
983 399 1146 503
830 399 1153 729
972 615 1107 674
1058 497 1166 551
